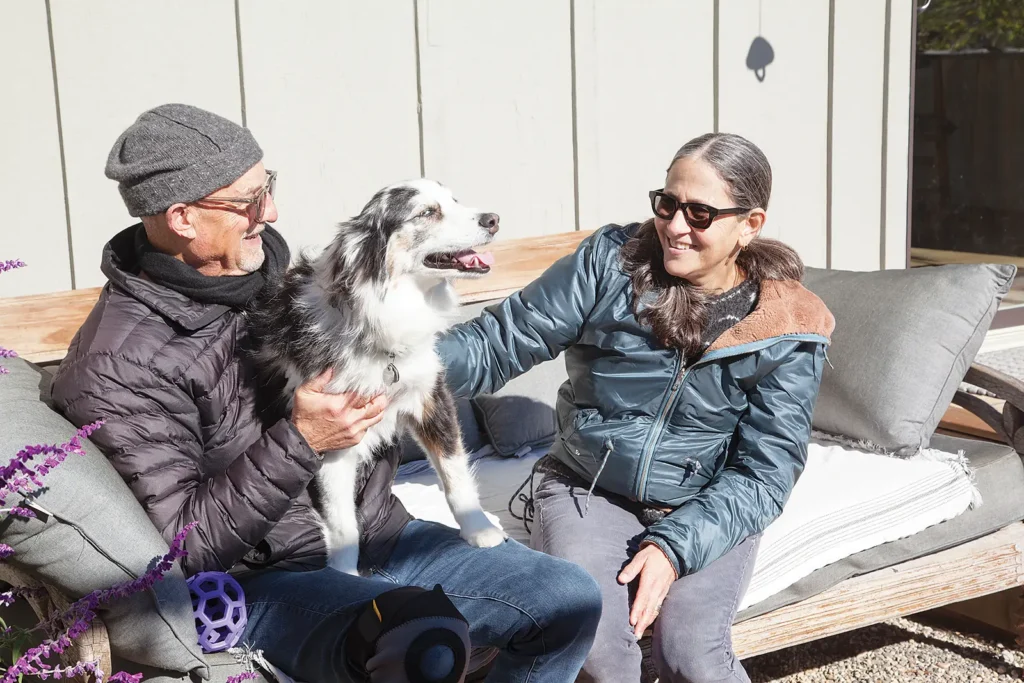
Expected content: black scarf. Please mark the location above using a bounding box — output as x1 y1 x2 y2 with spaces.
134 225 289 309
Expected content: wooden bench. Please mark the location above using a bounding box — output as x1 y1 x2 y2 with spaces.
3 230 1024 668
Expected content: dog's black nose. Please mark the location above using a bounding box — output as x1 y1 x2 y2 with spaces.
478 213 500 235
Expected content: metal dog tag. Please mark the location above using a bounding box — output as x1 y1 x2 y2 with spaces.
383 360 400 385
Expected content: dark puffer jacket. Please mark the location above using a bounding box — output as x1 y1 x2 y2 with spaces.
50 225 411 575
440 224 835 577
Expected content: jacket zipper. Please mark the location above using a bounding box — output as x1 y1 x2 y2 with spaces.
633 357 689 501
630 334 831 503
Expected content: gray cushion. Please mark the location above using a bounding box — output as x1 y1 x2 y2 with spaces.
803 264 1016 454
0 357 207 676
457 301 566 456
736 433 1024 621
112 652 269 683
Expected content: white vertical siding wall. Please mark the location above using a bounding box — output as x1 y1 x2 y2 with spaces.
239 0 421 257
0 0 914 297
719 0 831 267
884 0 915 270
418 0 576 239
831 0 888 271
0 1 70 296
48 0 243 289
573 0 716 232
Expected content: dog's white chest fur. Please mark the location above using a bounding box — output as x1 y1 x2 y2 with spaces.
321 279 452 456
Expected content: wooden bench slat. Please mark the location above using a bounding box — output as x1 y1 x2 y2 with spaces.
731 522 1024 659
0 230 592 362
1 287 103 364
452 230 590 303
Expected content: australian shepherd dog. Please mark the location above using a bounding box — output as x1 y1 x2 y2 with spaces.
250 179 507 575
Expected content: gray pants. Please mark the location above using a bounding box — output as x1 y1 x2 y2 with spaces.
531 470 759 683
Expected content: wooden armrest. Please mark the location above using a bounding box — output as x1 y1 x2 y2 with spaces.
952 363 1024 455
964 364 1024 413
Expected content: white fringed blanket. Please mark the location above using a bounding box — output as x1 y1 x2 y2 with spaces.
392 440 978 610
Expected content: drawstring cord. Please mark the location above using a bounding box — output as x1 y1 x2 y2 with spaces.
584 439 614 516
508 456 547 535
508 438 617 533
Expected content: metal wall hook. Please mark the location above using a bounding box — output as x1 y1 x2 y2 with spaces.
918 0 932 12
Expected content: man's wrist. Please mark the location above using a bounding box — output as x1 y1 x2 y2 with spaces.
287 418 323 460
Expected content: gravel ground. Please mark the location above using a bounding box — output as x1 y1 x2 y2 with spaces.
744 616 1024 682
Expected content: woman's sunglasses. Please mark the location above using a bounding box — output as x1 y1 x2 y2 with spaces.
648 190 750 230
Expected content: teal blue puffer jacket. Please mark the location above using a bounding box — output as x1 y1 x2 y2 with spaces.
438 224 835 577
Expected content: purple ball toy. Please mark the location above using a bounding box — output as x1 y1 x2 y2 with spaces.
187 571 247 652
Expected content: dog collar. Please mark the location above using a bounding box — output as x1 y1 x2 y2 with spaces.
384 352 400 385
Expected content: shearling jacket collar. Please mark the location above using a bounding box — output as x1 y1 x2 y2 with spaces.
705 279 835 355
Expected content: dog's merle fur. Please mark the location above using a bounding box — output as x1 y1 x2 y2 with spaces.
248 179 506 575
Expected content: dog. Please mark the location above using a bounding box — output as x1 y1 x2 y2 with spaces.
249 179 507 575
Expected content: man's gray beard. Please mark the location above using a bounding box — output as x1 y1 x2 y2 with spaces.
239 245 266 273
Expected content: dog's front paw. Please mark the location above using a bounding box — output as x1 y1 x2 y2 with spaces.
457 509 507 548
327 546 361 576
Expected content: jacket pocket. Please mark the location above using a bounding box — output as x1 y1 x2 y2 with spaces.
560 407 600 445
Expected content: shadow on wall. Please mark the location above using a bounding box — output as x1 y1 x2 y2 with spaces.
746 36 775 82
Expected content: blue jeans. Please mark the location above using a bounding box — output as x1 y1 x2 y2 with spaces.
238 519 602 683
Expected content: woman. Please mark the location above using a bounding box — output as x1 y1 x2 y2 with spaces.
439 133 834 682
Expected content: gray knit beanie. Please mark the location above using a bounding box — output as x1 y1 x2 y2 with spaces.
105 103 263 217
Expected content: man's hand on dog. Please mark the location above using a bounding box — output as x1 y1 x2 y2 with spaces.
291 368 389 453
618 543 677 639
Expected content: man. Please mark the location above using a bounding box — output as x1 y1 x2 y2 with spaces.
51 103 600 683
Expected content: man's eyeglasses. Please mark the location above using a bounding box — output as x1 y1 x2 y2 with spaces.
199 170 277 222
648 189 749 230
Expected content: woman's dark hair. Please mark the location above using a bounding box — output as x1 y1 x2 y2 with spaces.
620 133 803 357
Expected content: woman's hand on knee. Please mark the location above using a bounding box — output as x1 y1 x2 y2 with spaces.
618 543 677 639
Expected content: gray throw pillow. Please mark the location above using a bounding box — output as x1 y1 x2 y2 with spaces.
471 357 568 456
472 394 557 457
455 300 568 457
0 358 207 676
803 263 1016 454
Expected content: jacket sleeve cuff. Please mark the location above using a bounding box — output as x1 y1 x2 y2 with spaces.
640 536 682 579
271 417 321 471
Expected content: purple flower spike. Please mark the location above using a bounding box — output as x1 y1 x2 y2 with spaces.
0 260 26 274
0 544 13 560
0 420 104 505
226 672 259 683
0 347 17 359
3 534 194 683
109 672 144 683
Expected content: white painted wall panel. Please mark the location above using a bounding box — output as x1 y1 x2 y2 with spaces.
49 0 241 288
239 1 421 257
718 0 830 267
5 2 914 297
884 0 914 269
830 0 887 271
574 0 715 232
417 0 575 239
0 1 71 297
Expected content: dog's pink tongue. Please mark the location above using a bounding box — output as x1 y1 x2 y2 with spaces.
455 251 495 268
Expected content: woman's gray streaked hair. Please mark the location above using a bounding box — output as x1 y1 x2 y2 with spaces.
670 133 773 211
620 133 803 358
